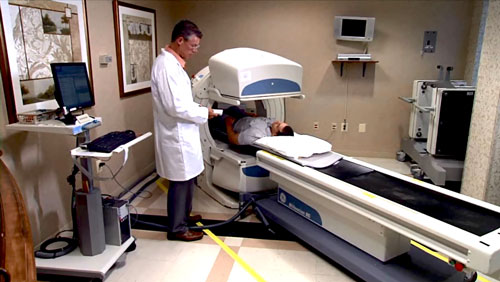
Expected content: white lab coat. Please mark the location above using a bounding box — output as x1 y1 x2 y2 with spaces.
151 49 208 181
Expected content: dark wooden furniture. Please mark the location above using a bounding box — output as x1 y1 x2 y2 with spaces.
0 150 37 282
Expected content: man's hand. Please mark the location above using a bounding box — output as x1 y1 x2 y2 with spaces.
208 106 219 119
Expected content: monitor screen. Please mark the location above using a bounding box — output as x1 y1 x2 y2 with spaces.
51 62 94 112
334 16 375 42
341 19 367 37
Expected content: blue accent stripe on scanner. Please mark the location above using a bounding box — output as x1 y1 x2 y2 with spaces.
242 79 300 96
242 166 270 177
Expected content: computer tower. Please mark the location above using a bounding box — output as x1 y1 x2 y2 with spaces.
76 188 106 255
103 199 131 246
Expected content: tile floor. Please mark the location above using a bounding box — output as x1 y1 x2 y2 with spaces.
102 157 412 282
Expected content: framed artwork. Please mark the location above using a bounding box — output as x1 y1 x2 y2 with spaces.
113 1 156 98
0 0 91 123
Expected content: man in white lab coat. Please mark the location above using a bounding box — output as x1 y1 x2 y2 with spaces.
151 20 217 241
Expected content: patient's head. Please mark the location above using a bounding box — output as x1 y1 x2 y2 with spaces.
271 121 294 137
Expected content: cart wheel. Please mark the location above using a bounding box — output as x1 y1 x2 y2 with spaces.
396 151 407 162
126 239 136 253
410 166 424 180
464 271 477 282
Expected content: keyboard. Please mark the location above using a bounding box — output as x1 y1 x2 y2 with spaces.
87 130 136 153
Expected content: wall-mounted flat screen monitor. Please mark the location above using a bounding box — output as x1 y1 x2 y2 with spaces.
334 16 375 42
51 62 94 113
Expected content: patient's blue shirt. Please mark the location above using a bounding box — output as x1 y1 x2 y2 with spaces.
233 117 273 145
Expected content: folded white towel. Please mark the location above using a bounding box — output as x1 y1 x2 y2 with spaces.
254 134 332 159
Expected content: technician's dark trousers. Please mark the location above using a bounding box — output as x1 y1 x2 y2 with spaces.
167 178 195 233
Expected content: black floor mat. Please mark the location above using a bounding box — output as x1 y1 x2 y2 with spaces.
131 213 296 241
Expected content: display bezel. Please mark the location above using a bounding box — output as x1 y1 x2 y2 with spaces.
50 62 95 112
334 16 375 42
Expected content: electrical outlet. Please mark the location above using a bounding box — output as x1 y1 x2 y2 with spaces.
313 121 319 130
359 123 366 133
331 123 337 131
96 160 104 173
341 122 348 132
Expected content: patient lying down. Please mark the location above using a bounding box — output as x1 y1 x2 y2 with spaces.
219 106 294 145
208 106 335 166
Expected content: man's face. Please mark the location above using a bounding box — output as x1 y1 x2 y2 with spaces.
271 121 288 136
177 35 200 60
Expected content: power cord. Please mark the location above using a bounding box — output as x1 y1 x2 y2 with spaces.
34 237 77 259
35 165 79 259
103 164 153 200
128 203 140 228
189 198 254 231
135 196 263 232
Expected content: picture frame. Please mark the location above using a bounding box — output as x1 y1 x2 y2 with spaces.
0 0 91 123
113 1 156 98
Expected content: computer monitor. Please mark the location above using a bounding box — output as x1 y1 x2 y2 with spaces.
334 16 375 42
51 62 94 124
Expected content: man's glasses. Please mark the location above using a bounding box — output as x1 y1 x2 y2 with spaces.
189 43 200 50
183 37 200 50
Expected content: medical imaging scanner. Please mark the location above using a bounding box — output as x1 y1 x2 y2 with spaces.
192 48 500 281
256 151 500 279
192 48 304 208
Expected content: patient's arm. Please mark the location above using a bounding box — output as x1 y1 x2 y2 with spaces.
225 116 240 145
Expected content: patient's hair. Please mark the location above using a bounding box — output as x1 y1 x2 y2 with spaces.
171 20 203 42
277 126 294 137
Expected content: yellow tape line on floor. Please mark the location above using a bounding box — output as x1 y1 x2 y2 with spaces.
156 178 169 193
157 178 264 280
411 241 490 282
196 222 266 282
159 175 486 281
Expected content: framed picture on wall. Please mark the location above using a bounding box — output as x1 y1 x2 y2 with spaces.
113 0 156 98
0 0 91 123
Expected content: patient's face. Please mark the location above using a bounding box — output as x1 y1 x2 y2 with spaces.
271 121 288 136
